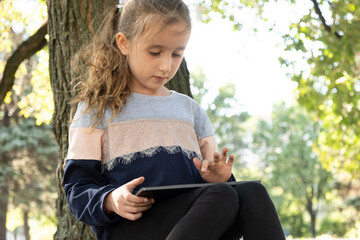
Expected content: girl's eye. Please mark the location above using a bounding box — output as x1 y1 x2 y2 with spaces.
172 52 183 58
149 51 160 56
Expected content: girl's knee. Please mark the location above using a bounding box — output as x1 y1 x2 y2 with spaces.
234 181 271 205
205 183 239 219
214 182 238 195
205 183 239 208
247 181 268 196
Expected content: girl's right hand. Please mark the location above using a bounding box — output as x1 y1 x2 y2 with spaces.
104 177 154 221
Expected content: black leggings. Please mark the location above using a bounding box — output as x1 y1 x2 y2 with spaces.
110 182 285 240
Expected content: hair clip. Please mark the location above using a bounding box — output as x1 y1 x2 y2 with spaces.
117 0 126 12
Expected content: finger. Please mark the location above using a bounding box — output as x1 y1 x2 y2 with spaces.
123 200 153 207
125 177 145 192
123 197 155 207
201 159 209 172
221 147 228 162
122 191 151 205
213 152 220 162
125 204 152 214
193 157 202 172
124 212 142 221
227 155 235 166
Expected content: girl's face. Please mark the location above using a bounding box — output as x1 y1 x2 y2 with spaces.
117 22 191 96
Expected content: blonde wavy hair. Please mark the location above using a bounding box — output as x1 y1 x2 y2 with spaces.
71 0 191 127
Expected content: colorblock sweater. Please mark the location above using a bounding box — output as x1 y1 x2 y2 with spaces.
63 91 235 240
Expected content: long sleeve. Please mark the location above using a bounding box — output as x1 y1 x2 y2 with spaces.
63 160 121 226
63 102 121 229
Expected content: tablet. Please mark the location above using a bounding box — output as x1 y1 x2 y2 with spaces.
135 181 259 200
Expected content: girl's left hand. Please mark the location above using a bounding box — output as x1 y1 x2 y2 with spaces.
193 147 234 183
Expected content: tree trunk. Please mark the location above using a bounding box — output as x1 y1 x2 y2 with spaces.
0 108 10 240
0 185 9 240
23 210 30 240
310 210 316 238
165 58 192 98
306 196 317 238
48 1 192 239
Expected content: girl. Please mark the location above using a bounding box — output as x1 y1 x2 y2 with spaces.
63 0 286 240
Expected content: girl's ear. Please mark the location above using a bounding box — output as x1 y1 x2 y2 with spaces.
116 32 129 55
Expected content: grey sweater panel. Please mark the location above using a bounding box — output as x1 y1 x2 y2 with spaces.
71 91 214 139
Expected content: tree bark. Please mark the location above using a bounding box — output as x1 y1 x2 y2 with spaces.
165 58 193 98
48 1 192 239
0 184 9 240
310 211 316 238
310 0 342 39
48 0 102 238
0 108 10 240
306 196 317 238
23 210 30 240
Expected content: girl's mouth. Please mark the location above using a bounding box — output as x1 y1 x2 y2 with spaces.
154 76 167 82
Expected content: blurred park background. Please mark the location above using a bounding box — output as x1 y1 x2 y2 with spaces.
0 0 359 239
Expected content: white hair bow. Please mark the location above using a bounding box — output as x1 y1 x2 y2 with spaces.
117 0 126 11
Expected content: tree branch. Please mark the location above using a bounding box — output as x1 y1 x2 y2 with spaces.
310 0 342 39
0 21 48 107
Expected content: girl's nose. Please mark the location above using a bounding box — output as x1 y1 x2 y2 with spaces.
159 55 171 73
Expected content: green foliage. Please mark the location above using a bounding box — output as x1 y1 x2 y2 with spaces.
207 84 250 152
0 2 56 236
199 2 360 235
0 164 13 186
280 0 360 178
318 215 348 237
197 0 360 180
0 116 58 214
0 0 52 125
198 0 266 30
252 102 332 237
279 211 308 237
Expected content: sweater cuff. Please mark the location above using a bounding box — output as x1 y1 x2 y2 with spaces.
99 187 120 222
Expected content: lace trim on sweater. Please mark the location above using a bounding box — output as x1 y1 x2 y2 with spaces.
102 145 201 172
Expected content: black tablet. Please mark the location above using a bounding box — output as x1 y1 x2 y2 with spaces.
135 181 259 200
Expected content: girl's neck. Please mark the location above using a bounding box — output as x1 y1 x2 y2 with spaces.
130 86 172 96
